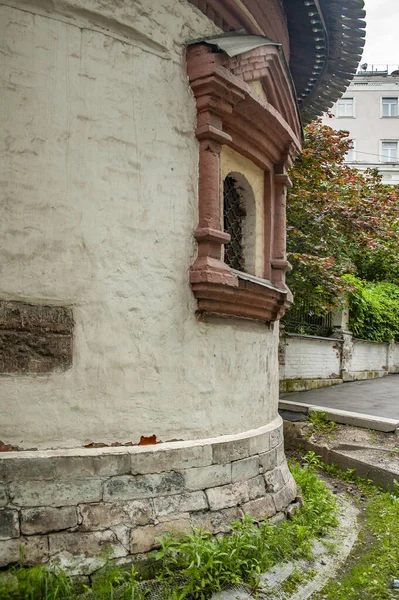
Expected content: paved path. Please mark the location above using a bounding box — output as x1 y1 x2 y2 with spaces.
280 375 399 420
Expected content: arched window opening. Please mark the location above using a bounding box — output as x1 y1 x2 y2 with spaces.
223 173 256 275
223 176 246 271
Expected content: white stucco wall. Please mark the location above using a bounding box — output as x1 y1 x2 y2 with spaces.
390 343 399 373
280 335 341 380
321 75 399 185
0 0 280 449
350 340 389 375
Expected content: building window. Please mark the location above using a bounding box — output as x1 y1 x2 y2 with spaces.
223 176 245 271
222 173 256 275
187 42 299 322
382 97 398 118
337 97 354 117
381 141 398 162
345 140 356 162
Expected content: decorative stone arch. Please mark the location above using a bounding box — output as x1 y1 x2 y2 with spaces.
187 40 301 323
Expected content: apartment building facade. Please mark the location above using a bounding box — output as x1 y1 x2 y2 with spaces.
322 65 399 185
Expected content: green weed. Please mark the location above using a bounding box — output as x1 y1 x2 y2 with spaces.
315 488 399 599
0 564 73 600
281 567 305 594
84 564 147 599
309 411 336 433
0 462 339 600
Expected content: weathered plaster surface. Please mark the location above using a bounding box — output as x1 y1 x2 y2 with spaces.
249 80 268 103
0 0 280 449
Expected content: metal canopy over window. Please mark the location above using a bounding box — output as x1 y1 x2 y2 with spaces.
223 176 246 272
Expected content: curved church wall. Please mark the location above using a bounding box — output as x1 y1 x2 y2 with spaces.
0 0 299 572
0 0 281 451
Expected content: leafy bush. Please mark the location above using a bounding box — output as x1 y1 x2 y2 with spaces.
286 121 399 311
344 274 399 342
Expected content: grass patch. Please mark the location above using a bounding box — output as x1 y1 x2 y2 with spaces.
309 411 336 433
0 564 74 600
306 460 399 600
289 451 399 598
0 461 338 600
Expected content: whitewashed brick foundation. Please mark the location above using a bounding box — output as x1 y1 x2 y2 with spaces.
0 417 297 574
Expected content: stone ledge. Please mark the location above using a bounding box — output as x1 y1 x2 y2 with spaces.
0 420 295 574
279 401 399 433
0 536 49 567
103 472 185 502
279 378 343 393
21 507 78 535
0 416 282 458
0 418 283 483
9 479 103 507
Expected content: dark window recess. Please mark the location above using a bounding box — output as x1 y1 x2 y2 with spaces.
223 176 246 271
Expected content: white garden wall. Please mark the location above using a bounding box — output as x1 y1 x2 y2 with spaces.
280 332 399 391
390 343 399 373
347 339 389 380
280 334 341 380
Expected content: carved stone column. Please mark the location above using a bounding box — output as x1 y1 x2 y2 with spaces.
190 132 238 287
187 44 241 287
272 169 292 293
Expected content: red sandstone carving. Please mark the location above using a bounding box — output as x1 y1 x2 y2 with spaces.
188 0 290 60
187 43 301 322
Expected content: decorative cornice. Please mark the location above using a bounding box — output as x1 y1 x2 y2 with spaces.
188 0 290 57
187 44 302 168
292 0 366 124
227 45 300 139
188 0 366 126
274 173 293 189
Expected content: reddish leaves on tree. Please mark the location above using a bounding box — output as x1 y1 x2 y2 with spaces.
287 120 399 310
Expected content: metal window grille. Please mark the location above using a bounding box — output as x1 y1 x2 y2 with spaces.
283 300 333 337
223 176 246 271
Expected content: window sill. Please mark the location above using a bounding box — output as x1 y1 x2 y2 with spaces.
191 267 292 323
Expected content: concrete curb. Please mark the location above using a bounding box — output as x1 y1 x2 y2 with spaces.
298 439 399 491
279 400 399 433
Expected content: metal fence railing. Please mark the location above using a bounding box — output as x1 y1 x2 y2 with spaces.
282 301 333 337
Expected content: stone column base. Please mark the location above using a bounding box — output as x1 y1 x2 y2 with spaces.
0 416 296 575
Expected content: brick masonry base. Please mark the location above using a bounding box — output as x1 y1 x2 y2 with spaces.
0 417 297 575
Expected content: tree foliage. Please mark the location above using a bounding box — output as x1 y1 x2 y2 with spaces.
286 121 399 311
344 275 399 342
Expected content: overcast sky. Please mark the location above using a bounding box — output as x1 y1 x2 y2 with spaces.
361 0 399 65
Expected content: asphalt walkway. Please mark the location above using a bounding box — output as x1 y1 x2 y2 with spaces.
280 375 399 420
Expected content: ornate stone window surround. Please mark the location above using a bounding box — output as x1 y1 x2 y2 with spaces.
187 42 301 323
